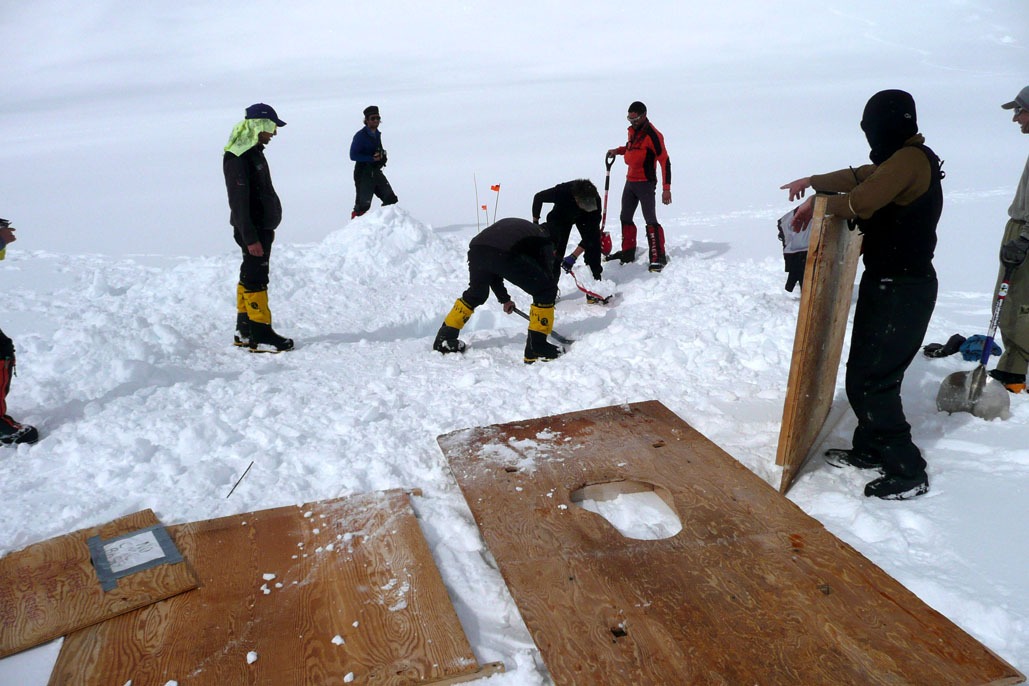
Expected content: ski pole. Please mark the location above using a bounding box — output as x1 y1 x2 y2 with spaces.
511 307 574 346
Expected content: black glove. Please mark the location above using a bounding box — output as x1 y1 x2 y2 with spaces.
1000 232 1029 267
923 333 966 359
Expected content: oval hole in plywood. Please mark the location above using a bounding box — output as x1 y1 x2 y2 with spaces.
569 480 683 540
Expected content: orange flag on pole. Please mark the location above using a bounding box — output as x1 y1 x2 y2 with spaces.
481 204 487 210
490 184 500 192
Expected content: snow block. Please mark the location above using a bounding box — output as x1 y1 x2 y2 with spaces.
439 400 1025 686
776 195 863 493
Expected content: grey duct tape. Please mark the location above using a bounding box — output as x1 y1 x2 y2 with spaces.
87 524 184 592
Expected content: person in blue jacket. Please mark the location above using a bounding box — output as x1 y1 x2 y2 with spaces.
349 105 398 218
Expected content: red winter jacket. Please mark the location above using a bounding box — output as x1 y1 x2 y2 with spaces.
614 120 671 190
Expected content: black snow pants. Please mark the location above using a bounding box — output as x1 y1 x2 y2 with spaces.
846 271 937 478
353 162 398 215
234 227 275 291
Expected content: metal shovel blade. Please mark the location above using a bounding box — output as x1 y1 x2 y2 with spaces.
936 366 1010 420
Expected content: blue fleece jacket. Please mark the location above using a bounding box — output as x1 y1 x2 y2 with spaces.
349 126 382 162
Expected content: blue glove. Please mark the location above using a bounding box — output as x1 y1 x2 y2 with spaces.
959 334 1002 362
561 254 577 273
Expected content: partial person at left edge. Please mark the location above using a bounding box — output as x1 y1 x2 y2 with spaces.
223 103 295 353
0 217 40 445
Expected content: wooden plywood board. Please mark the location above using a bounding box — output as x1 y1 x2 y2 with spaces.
49 491 503 686
0 509 198 659
440 401 1024 686
776 195 863 493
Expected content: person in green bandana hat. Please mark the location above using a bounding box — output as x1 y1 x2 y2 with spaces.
223 103 294 353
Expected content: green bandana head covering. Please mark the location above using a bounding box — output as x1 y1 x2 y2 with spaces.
224 118 277 157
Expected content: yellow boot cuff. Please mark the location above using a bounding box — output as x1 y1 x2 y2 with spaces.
443 298 475 330
528 304 555 335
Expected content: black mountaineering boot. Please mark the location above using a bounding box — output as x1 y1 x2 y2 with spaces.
824 448 884 471
243 289 294 353
864 472 929 500
248 322 295 353
0 414 38 445
524 330 563 364
434 299 473 353
234 312 251 348
433 325 467 354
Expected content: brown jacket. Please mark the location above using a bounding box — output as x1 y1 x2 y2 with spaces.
811 134 933 220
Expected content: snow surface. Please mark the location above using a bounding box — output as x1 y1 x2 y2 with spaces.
2 1 1028 683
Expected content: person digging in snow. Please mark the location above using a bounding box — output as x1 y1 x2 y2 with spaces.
349 105 398 219
988 85 1029 394
606 101 672 272
532 178 606 302
223 103 294 353
0 220 39 446
433 218 564 364
781 89 943 501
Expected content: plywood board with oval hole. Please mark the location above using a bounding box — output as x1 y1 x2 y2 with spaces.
0 509 198 659
439 400 1024 686
48 490 504 686
776 195 863 493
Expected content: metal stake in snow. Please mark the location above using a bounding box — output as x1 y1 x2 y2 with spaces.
474 174 480 230
490 183 501 223
226 460 255 498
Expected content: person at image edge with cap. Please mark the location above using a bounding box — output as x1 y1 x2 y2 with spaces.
606 101 672 272
223 103 294 353
989 85 1029 394
349 105 398 219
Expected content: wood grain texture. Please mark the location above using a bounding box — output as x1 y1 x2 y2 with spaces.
0 509 198 659
776 196 864 494
49 491 503 686
440 401 1024 686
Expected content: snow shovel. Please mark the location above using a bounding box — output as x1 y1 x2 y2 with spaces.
512 307 574 346
567 267 612 304
599 151 616 256
936 265 1014 420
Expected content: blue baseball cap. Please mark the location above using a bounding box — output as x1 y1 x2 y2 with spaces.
245 103 286 127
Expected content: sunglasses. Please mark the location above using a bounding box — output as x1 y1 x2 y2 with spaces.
627 114 643 123
1015 106 1025 117
368 115 381 121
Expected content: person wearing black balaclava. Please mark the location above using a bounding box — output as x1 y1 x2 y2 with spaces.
779 89 944 501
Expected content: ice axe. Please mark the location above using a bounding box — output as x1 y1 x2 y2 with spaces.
599 151 616 256
512 307 574 346
936 265 1014 420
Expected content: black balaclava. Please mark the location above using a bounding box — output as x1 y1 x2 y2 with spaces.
860 89 917 164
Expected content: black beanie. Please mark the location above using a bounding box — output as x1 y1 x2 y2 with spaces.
861 90 917 164
363 105 379 118
628 101 647 115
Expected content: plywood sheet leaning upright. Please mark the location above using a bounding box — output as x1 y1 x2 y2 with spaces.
776 195 863 493
439 401 1025 686
50 490 503 686
0 509 198 659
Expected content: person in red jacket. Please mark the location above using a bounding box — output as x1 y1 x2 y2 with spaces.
606 101 672 272
0 220 39 446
